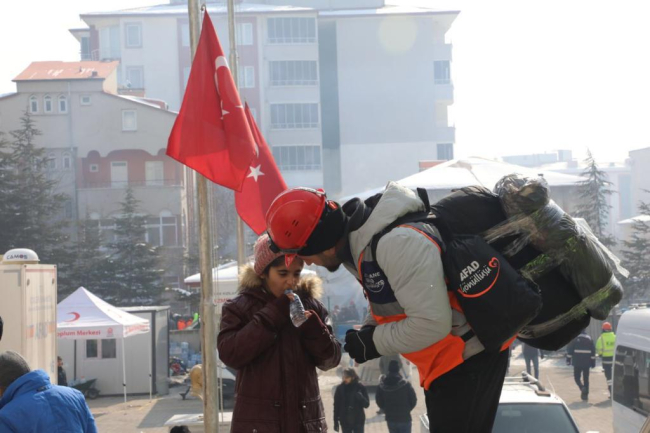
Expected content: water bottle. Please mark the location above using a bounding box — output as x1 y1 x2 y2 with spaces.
285 289 307 327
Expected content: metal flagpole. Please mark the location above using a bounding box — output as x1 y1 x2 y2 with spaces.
227 0 247 271
187 1 219 432
121 338 127 404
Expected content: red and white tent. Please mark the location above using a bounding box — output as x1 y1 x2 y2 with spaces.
57 287 151 402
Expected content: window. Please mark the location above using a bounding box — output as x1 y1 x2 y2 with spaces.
272 145 321 171
270 61 318 86
434 60 451 85
44 95 53 113
58 95 68 113
146 211 177 246
80 95 92 105
81 36 91 60
110 161 128 187
29 96 38 113
270 103 319 129
122 110 137 131
238 66 255 89
145 161 164 186
89 164 99 173
99 218 117 243
86 339 116 359
64 200 73 219
613 345 650 416
86 340 98 358
181 23 190 47
267 17 316 44
236 22 253 45
125 23 142 48
62 152 72 170
437 143 454 161
99 26 121 59
125 66 144 89
46 153 57 170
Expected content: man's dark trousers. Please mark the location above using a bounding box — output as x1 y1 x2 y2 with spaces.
574 365 590 393
387 421 412 433
424 349 509 433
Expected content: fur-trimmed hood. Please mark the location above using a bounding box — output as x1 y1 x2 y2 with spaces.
238 264 323 300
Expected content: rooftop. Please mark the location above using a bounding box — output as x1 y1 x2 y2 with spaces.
13 61 119 82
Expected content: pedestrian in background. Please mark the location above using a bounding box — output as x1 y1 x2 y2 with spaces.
567 330 596 401
333 368 369 433
523 343 543 379
596 321 616 396
376 360 417 433
57 356 68 386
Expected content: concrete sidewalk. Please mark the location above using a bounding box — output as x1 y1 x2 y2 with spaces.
89 353 613 432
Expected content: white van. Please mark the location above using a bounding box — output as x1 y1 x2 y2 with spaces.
613 306 650 433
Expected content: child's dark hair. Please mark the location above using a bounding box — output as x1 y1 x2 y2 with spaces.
170 426 191 433
342 367 360 383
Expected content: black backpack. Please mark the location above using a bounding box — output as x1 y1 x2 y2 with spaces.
370 188 542 352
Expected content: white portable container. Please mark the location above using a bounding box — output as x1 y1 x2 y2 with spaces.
0 249 57 383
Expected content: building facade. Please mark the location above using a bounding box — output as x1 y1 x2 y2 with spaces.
0 61 188 291
73 0 458 197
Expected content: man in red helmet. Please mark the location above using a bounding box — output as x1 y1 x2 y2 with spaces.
266 182 510 433
596 321 616 396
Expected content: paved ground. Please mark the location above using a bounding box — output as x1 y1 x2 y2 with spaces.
89 349 613 432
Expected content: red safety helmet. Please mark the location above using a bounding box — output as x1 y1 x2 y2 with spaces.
265 187 327 253
602 322 612 332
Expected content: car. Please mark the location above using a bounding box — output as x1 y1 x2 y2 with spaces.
419 372 580 433
493 372 580 433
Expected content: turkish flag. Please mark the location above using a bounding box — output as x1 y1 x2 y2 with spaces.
235 104 287 234
166 11 256 191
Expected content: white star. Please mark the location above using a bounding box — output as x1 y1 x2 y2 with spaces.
247 164 264 182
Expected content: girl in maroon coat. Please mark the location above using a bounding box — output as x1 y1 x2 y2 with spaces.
218 234 342 433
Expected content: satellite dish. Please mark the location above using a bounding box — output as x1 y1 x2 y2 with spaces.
2 248 40 264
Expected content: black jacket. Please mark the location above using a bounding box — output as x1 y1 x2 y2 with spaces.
333 381 369 427
376 373 417 422
58 366 68 386
567 333 595 369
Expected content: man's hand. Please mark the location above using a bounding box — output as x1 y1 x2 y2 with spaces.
344 326 380 363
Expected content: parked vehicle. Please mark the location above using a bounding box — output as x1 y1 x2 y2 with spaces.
612 305 650 433
419 372 580 433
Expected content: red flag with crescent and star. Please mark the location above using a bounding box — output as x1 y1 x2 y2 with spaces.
166 10 256 191
235 104 287 234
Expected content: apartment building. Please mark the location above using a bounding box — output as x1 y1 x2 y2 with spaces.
0 61 188 290
73 0 458 197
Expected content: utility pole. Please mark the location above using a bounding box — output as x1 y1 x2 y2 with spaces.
187 1 219 432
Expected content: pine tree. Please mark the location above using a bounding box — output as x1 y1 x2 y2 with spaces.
574 149 616 247
66 216 111 298
0 111 70 273
108 187 163 305
620 200 650 302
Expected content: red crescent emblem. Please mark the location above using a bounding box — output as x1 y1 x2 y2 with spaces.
65 312 80 322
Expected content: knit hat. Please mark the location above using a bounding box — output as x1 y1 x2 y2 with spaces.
0 351 30 390
253 234 284 276
388 360 400 374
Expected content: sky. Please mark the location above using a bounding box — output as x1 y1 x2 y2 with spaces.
1 0 649 163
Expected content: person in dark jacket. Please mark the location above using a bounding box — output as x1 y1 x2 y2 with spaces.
334 368 369 433
376 360 417 433
522 343 543 379
0 351 97 432
218 234 342 433
566 330 596 401
57 356 68 386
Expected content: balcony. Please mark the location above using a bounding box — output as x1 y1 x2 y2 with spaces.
433 44 453 61
435 126 456 143
434 81 454 103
